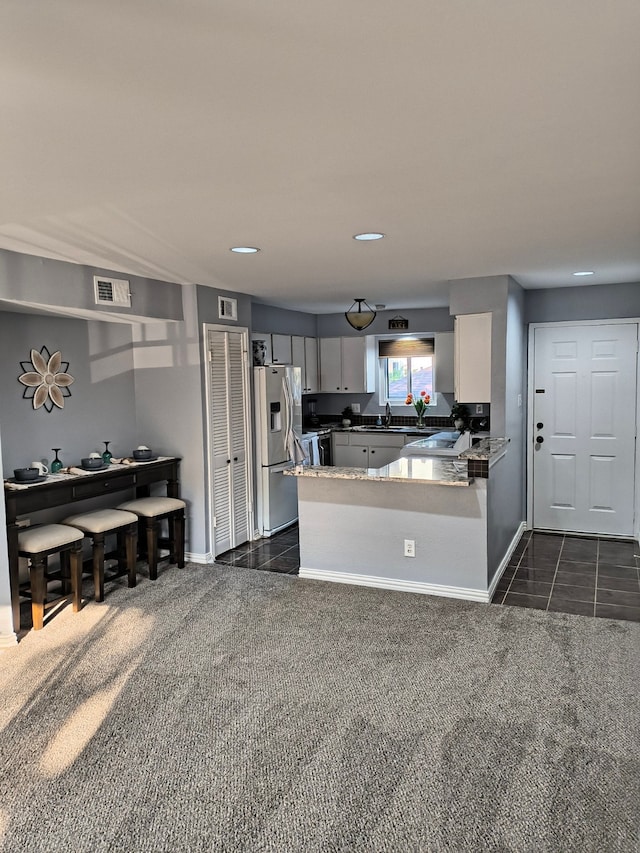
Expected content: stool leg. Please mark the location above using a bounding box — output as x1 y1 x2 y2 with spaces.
93 532 105 602
116 530 127 574
59 550 71 596
175 510 185 569
30 555 46 631
126 524 137 588
70 542 83 613
146 517 158 580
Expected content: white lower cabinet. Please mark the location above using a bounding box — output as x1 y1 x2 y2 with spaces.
332 432 405 468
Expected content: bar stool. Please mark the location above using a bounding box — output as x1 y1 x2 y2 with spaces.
116 497 186 580
18 524 84 630
62 509 139 602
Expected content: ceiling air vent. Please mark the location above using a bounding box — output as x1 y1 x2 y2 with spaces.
218 295 238 321
93 276 131 307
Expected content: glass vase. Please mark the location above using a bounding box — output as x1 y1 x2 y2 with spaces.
416 414 426 429
102 441 112 465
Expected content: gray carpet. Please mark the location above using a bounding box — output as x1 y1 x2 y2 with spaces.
1 563 639 853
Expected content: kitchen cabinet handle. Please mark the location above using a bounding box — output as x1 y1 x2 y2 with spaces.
233 457 238 462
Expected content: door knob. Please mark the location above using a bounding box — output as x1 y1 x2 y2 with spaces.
536 436 544 444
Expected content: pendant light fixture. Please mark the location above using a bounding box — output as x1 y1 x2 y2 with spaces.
345 298 376 331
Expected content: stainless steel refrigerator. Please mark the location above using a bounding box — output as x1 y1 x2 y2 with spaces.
254 365 305 536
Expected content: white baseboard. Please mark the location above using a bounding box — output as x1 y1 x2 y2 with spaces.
299 567 491 603
185 550 214 564
487 521 527 600
0 632 18 650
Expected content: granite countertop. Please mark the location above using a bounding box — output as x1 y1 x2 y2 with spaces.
459 437 509 463
285 456 472 487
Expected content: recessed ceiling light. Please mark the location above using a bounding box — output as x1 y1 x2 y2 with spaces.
572 270 594 276
230 246 260 254
353 232 385 241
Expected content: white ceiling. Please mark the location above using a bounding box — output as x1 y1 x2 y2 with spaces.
1 1 639 313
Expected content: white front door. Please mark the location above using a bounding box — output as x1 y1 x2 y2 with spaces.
532 323 638 536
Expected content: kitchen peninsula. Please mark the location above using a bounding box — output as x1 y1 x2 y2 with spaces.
286 438 519 603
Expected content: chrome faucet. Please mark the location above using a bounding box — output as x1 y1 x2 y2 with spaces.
384 402 392 427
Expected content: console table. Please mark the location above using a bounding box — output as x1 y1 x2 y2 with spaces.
4 457 181 632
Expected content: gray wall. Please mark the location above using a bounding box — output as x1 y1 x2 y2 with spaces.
133 285 210 558
0 248 184 322
0 427 13 645
525 282 640 324
252 302 317 336
0 311 137 471
316 307 454 337
486 281 527 581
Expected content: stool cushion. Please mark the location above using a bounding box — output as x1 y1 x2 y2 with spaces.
62 508 138 534
18 523 83 554
117 497 186 518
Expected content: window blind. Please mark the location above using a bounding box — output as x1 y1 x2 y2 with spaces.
378 338 434 358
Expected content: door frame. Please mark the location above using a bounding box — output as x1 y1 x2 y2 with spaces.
526 318 640 541
202 323 254 557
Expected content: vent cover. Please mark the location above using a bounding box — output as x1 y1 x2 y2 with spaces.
218 296 238 321
93 276 131 307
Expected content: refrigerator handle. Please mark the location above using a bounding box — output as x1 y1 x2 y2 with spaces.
282 374 293 444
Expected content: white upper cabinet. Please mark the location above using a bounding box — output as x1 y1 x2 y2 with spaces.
304 336 319 393
271 334 292 364
434 332 454 394
454 312 492 403
319 336 375 393
291 335 319 393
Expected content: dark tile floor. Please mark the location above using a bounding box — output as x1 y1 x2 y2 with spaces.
492 530 640 622
218 526 640 623
216 525 300 574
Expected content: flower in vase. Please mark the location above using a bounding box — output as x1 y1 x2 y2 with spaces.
406 390 431 418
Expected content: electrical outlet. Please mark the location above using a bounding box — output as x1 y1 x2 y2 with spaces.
475 404 483 414
404 539 415 558
351 403 361 413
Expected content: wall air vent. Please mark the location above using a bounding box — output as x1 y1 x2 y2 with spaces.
218 296 238 321
93 276 131 307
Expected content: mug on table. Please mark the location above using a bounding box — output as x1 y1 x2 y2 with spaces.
31 461 49 475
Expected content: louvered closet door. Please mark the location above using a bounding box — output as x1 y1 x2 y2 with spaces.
207 329 251 556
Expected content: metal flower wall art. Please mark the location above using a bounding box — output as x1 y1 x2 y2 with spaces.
18 346 75 411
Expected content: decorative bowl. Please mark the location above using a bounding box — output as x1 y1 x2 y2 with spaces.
133 448 153 460
14 467 39 482
81 457 104 469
